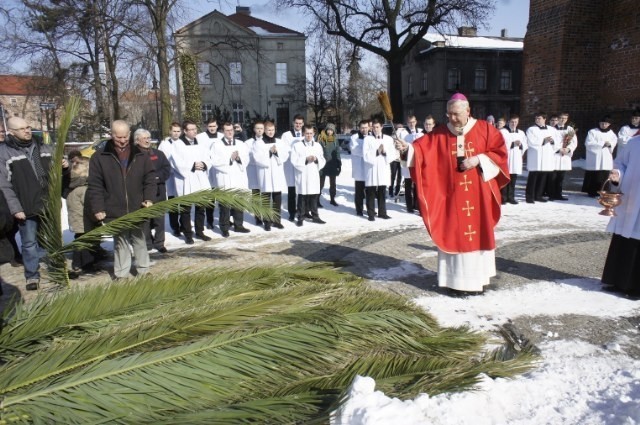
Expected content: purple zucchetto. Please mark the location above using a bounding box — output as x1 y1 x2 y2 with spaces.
450 93 468 101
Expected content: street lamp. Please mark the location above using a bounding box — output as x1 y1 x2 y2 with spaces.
151 75 161 136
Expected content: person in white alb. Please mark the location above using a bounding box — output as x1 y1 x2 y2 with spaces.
350 120 370 217
210 122 251 237
402 115 424 213
525 112 558 203
251 121 288 231
499 115 528 205
280 115 305 221
548 112 577 201
158 122 181 236
245 122 265 226
364 120 398 221
170 120 213 244
616 109 640 159
582 116 618 197
291 125 326 226
196 118 223 229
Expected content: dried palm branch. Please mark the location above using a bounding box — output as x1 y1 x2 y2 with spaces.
0 265 537 424
377 91 393 123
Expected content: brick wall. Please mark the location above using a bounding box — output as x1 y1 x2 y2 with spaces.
522 0 640 155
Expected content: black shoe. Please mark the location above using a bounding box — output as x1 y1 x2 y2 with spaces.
526 199 534 204
508 199 519 205
26 279 40 291
556 196 569 201
256 218 263 225
264 223 271 231
272 223 284 229
378 214 391 219
368 216 375 221
157 247 168 254
206 223 215 230
312 217 326 224
296 220 303 227
330 199 338 206
304 213 313 219
221 230 230 238
172 230 181 237
356 212 364 217
501 200 507 205
407 209 414 213
288 216 295 222
195 232 212 241
234 226 250 233
185 235 194 245
534 197 547 203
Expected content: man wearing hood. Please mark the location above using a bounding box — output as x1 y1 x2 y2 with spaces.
0 117 53 290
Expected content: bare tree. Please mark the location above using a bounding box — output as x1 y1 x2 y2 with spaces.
276 0 495 121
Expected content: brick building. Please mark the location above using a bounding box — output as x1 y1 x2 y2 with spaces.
522 0 640 149
0 75 59 131
401 27 523 124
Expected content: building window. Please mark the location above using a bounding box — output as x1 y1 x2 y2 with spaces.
197 62 210 85
277 42 284 50
407 75 413 96
500 69 513 91
474 68 487 91
447 68 460 91
276 62 288 85
10 98 18 107
202 103 213 123
421 72 428 92
232 102 244 123
230 62 242 85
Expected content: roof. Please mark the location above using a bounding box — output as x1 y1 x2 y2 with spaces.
176 10 304 38
0 75 54 96
420 33 523 54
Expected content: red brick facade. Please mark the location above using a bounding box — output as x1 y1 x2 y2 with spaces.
522 0 640 149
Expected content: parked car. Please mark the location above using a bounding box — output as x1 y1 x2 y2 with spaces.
337 133 353 154
80 139 108 157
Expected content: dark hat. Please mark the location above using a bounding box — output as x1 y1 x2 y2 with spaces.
632 109 640 117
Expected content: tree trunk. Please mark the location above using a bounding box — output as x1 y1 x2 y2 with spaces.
387 58 404 124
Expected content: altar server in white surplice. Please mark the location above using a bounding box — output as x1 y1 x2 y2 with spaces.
525 112 558 203
500 115 527 205
349 120 370 217
616 109 640 159
196 118 223 229
280 114 305 221
251 121 288 231
364 120 398 221
582 116 618 197
210 122 250 237
291 125 326 226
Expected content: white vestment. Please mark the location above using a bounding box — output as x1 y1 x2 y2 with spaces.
585 128 617 170
617 125 640 158
210 138 249 190
349 133 368 181
363 135 397 187
525 125 558 171
291 139 326 195
158 137 178 197
553 125 577 171
252 138 289 193
606 135 640 239
500 127 528 174
170 138 212 195
281 130 303 187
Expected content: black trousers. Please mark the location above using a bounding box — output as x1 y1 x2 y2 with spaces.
219 205 244 231
179 205 205 236
261 191 282 224
354 180 365 215
143 213 165 250
389 161 402 196
525 171 548 201
366 186 387 218
71 232 96 270
403 178 417 212
287 186 297 219
167 196 180 233
297 194 319 220
546 170 566 199
320 175 337 201
500 173 519 202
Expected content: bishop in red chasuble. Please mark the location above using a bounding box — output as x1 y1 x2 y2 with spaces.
397 94 509 292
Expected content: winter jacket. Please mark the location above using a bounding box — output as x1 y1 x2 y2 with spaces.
142 147 171 201
0 189 14 264
318 131 342 177
0 134 53 217
86 141 156 222
66 158 91 233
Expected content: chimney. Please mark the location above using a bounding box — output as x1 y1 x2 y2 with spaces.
501 28 508 38
458 26 477 37
236 6 250 15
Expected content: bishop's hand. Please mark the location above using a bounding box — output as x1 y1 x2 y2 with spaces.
460 156 480 171
394 139 408 152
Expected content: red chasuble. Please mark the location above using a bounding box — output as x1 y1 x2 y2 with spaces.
410 120 509 254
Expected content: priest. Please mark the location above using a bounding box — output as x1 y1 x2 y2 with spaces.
395 93 509 292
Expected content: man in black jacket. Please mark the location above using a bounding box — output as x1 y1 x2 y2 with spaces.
87 120 156 279
0 117 53 290
134 128 171 253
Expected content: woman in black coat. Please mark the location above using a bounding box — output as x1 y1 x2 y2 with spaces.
319 123 342 207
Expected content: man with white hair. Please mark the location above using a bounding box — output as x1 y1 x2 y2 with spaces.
87 120 156 279
395 93 509 293
134 128 171 253
0 117 54 289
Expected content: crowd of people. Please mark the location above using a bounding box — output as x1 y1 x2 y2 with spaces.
1 102 639 296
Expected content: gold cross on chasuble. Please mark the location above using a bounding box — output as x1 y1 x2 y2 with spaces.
464 224 476 241
459 175 472 191
462 200 474 217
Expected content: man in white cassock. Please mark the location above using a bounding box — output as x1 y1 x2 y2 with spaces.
210 122 250 237
548 112 577 201
395 93 509 293
525 112 558 203
582 116 617 197
402 115 424 213
601 134 640 296
291 125 326 226
281 115 305 221
364 120 398 221
196 118 223 229
616 109 640 159
349 121 370 217
251 121 289 231
499 115 527 204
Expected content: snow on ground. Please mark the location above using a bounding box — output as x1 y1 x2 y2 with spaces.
55 153 639 424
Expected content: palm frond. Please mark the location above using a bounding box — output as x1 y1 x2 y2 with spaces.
0 265 537 424
39 96 82 286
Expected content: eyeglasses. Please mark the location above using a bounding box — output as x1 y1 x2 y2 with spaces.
10 126 32 132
